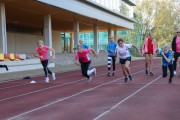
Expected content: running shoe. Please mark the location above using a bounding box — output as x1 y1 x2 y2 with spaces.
87 77 92 82
169 78 172 84
128 75 133 81
52 73 56 80
107 72 111 76
112 72 115 76
145 70 148 75
148 72 153 76
93 68 96 77
45 77 49 83
124 78 128 83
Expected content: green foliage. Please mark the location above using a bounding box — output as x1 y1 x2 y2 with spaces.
128 0 179 49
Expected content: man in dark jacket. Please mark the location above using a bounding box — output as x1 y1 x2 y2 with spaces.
172 29 180 75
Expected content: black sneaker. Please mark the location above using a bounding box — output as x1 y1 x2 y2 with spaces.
124 78 128 83
169 78 172 84
107 72 111 76
128 75 133 81
112 72 115 76
149 72 153 76
4 65 8 71
145 70 148 75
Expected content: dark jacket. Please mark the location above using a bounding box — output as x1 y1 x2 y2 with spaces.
172 36 178 53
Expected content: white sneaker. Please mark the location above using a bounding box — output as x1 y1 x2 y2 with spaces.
174 71 177 75
45 77 49 83
52 73 56 80
87 77 92 82
93 68 96 77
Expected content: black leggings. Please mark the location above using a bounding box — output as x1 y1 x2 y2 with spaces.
162 64 174 79
108 56 116 71
81 61 91 78
41 60 52 77
173 52 180 71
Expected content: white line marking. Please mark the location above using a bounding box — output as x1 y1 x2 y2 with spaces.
0 66 110 89
0 65 143 102
0 61 144 84
7 69 147 120
93 75 162 120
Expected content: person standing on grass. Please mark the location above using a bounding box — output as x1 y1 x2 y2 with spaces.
0 64 8 71
160 44 174 83
172 29 180 75
107 35 117 76
116 38 140 83
34 40 56 83
74 45 97 82
142 32 157 76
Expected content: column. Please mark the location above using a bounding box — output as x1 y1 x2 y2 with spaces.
93 24 98 53
108 28 112 41
70 33 74 53
44 14 52 55
73 21 79 47
0 3 7 53
114 30 117 41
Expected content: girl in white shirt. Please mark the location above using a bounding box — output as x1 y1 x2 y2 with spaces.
116 38 140 83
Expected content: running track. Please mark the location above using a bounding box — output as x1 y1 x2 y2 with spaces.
0 59 180 120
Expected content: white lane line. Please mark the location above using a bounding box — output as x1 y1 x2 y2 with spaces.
0 65 143 102
0 83 31 90
93 75 162 120
0 66 111 89
0 60 144 84
0 63 113 84
7 69 148 120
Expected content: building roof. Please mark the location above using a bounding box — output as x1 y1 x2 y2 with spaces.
122 0 136 6
1 0 135 32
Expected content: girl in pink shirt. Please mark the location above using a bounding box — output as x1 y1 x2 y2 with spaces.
34 40 56 83
74 45 97 82
172 29 180 75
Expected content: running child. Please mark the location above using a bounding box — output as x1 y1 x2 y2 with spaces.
160 44 174 83
107 35 117 76
142 32 157 76
116 38 140 83
74 45 97 82
74 39 89 76
34 40 56 83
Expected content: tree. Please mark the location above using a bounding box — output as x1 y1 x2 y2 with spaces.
134 0 178 48
134 0 157 40
152 0 176 47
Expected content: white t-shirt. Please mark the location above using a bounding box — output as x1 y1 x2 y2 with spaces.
116 44 132 59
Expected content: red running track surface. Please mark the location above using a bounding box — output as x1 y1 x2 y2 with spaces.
0 59 180 120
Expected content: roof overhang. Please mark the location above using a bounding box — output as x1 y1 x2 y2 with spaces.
0 0 135 32
122 0 136 6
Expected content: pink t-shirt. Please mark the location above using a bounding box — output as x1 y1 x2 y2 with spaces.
176 36 180 53
75 49 91 63
36 46 49 61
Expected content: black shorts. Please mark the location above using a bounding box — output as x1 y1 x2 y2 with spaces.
119 57 131 64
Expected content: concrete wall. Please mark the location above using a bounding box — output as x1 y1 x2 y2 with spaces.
52 30 62 53
6 30 62 54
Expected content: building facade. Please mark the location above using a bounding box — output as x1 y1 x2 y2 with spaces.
0 0 136 54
